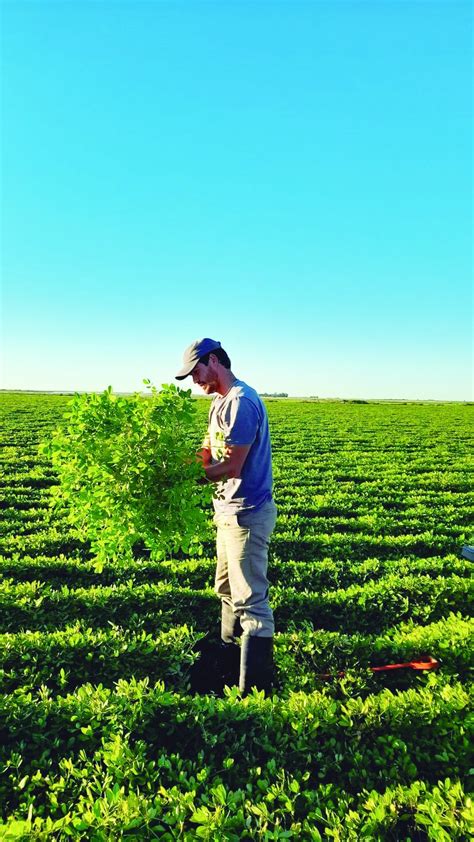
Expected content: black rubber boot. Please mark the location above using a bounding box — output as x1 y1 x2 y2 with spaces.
189 613 241 695
219 602 241 688
221 600 243 644
220 641 241 689
239 635 274 697
189 640 240 695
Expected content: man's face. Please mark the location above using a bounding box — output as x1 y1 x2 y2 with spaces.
191 355 219 394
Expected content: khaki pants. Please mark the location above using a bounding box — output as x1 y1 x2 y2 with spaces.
213 498 277 638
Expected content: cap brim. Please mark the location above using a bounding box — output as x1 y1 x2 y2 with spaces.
175 364 195 380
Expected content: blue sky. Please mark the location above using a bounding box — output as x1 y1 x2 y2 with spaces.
1 0 472 399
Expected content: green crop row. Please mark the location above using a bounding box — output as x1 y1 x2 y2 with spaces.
2 496 471 537
271 530 464 562
0 552 471 592
0 491 46 510
276 488 473 511
0 574 471 635
4 484 470 517
0 625 198 695
0 526 465 564
0 529 92 560
0 514 59 539
275 472 472 495
272 574 473 632
0 613 471 697
274 507 472 535
1 676 471 818
275 612 474 693
0 772 471 840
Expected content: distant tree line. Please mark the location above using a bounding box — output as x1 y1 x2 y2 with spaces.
259 392 289 398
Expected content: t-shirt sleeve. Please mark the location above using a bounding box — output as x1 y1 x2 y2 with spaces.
224 397 260 446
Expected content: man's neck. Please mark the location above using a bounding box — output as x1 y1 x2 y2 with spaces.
215 370 237 396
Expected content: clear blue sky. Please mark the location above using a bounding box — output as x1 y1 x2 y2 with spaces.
1 0 472 399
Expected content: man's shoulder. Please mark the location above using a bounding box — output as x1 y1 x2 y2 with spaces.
230 380 261 404
211 380 264 416
228 382 267 426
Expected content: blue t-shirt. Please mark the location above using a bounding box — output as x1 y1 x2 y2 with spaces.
207 379 273 515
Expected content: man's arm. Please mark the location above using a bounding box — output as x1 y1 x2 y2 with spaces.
203 444 251 483
196 434 212 468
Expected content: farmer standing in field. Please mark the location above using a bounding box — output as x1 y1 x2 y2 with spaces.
176 338 277 695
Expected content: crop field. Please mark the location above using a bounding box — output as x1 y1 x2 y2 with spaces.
0 391 473 840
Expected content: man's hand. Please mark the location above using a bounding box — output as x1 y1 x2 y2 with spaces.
197 447 212 468
203 444 251 483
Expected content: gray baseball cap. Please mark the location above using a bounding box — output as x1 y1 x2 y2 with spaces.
175 338 222 380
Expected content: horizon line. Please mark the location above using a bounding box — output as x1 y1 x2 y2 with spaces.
1 388 472 404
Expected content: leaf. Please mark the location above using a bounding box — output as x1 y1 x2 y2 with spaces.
190 808 211 824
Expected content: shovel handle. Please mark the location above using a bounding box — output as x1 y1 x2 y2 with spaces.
318 656 439 680
370 657 439 672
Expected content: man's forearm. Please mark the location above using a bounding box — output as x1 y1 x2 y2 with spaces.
203 459 237 482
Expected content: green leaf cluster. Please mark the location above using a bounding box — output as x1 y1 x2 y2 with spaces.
39 383 213 569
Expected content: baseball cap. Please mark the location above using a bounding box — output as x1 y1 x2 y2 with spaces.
175 338 222 380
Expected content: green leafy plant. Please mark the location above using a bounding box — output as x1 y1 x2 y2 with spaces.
39 382 213 569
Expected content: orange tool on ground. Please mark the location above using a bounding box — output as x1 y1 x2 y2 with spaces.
318 656 439 679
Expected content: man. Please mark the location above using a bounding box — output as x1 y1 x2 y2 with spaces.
176 337 277 695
